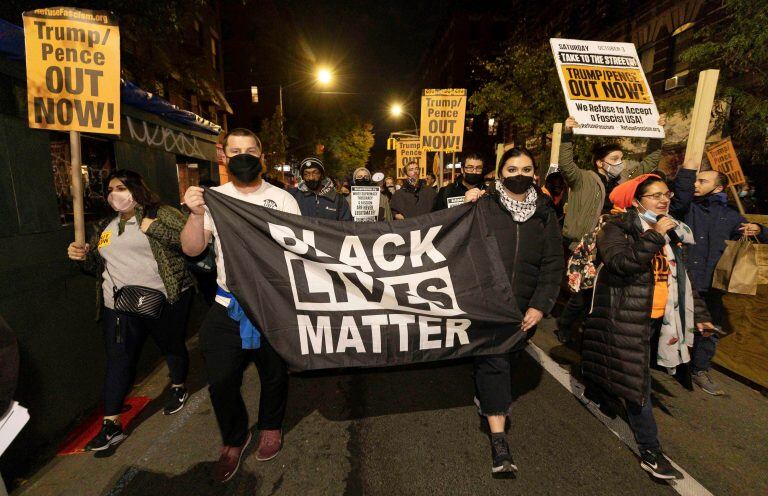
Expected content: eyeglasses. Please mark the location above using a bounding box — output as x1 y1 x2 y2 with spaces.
463 166 483 173
641 191 674 201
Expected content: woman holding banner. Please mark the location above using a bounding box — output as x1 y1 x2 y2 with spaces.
67 170 195 452
581 174 715 480
464 148 564 477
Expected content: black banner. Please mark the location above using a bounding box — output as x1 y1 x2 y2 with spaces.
205 189 524 371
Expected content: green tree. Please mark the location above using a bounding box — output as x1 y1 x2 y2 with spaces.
260 105 288 169
324 120 375 179
674 0 768 167
469 43 564 150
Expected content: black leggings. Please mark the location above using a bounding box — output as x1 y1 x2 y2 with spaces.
102 289 193 416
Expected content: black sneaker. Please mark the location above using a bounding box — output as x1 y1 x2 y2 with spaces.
85 419 126 452
163 386 188 415
640 449 682 480
490 435 518 478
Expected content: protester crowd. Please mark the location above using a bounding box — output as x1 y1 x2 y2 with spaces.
62 116 766 484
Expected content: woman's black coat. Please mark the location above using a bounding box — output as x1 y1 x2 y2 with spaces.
478 187 564 345
581 209 711 405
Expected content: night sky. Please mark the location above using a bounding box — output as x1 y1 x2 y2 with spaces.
283 0 447 150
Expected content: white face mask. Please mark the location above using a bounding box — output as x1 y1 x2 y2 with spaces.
603 161 625 179
107 190 137 213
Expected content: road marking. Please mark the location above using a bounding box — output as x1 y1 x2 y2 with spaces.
525 343 714 496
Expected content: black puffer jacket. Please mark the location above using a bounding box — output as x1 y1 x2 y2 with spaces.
478 186 564 341
582 209 711 405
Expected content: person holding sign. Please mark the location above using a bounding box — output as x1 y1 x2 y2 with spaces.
464 148 564 477
669 162 767 395
180 128 301 483
559 114 667 246
581 174 715 480
290 157 352 221
67 170 195 452
347 167 392 221
390 160 437 219
431 152 487 211
554 114 666 344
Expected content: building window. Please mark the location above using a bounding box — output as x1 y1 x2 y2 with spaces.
211 34 220 72
50 135 115 225
469 20 480 42
640 46 655 74
669 22 696 77
176 162 200 200
193 18 204 48
491 21 507 43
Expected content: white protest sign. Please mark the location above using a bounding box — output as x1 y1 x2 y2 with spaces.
350 186 381 222
550 38 664 138
446 196 466 208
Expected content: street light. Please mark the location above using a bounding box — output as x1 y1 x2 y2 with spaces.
389 103 418 133
316 67 333 85
276 65 334 182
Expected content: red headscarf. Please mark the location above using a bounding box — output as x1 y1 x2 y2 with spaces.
608 173 662 209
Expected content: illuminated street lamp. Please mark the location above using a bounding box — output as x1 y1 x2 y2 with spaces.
389 103 418 133
317 67 333 85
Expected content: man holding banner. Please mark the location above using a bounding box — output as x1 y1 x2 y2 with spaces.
432 151 488 211
180 128 301 483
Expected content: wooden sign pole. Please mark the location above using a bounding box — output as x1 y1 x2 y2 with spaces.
450 152 456 183
729 184 746 215
438 152 445 188
684 69 720 165
69 130 86 246
547 123 563 176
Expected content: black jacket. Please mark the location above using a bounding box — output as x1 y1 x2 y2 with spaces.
390 179 437 218
478 186 564 322
432 176 482 211
581 209 711 405
290 182 352 221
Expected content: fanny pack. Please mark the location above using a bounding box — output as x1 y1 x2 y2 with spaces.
113 285 166 319
105 265 166 342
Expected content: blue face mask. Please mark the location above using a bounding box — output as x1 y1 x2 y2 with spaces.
738 190 748 198
637 203 659 224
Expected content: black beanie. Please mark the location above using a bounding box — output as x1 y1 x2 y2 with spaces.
299 157 325 176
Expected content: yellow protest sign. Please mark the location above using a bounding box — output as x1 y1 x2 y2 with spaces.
395 139 427 179
23 7 120 134
560 66 650 104
420 88 466 152
706 138 745 187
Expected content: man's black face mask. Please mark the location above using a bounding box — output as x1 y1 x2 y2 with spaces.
228 154 262 184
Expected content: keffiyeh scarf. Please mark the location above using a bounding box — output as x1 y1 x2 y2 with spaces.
496 180 538 222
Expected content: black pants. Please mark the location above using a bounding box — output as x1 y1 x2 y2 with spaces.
200 303 288 446
692 290 722 373
473 349 524 417
557 288 592 339
102 289 193 416
625 318 662 452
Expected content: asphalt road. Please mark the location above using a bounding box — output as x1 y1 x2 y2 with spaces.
17 330 682 495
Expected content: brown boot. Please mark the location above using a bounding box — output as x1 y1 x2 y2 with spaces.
213 432 252 483
255 429 282 461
